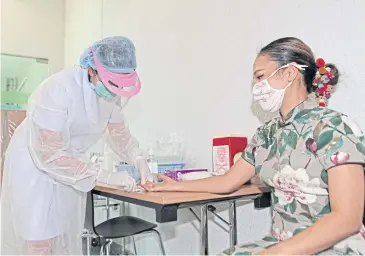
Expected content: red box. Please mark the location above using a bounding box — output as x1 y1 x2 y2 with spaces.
212 136 248 175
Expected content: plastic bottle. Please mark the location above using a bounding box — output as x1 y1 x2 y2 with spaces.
147 148 159 175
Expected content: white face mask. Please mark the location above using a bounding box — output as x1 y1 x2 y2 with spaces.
252 63 307 112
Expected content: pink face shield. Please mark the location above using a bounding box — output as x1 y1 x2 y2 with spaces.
90 47 141 97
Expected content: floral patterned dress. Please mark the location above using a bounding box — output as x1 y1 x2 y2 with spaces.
223 99 365 255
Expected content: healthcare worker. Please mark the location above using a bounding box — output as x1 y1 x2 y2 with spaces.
1 36 153 255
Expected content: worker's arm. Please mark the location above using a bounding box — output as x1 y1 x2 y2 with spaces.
104 103 153 183
27 84 101 191
26 84 134 192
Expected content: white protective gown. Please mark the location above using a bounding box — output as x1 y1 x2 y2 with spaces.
1 67 144 255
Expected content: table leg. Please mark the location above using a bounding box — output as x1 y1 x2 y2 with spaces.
106 197 110 220
200 205 209 255
120 202 126 253
229 201 237 249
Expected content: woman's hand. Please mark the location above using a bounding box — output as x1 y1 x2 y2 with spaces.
141 174 178 192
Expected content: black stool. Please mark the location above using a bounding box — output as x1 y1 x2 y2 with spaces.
89 193 166 256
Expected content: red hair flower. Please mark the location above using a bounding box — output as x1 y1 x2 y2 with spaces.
316 58 326 68
327 72 333 80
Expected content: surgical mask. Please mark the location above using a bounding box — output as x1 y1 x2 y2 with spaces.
91 80 116 99
252 63 307 112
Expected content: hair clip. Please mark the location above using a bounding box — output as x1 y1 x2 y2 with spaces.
313 58 335 107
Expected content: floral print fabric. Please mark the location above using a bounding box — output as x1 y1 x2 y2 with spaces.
224 99 365 255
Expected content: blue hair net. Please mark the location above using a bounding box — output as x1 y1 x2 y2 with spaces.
80 36 136 73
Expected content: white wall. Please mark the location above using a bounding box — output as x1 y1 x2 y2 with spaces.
1 0 65 74
63 0 104 68
64 0 365 254
102 0 365 166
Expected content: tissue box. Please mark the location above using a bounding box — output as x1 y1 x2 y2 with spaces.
212 136 248 175
157 163 185 174
164 169 208 181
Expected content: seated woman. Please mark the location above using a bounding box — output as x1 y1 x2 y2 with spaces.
143 37 365 255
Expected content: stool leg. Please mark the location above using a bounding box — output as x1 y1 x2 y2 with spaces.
106 239 112 256
100 242 106 256
131 236 137 255
100 239 112 256
151 229 166 255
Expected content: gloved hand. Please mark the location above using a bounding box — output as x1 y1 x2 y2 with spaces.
135 157 154 184
96 170 139 192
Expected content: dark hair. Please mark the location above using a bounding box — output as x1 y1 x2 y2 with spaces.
88 69 98 83
259 37 339 93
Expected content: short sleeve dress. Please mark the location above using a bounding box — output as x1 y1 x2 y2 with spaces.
223 98 365 255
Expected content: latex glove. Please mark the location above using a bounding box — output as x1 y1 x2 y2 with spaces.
135 157 154 184
96 170 139 192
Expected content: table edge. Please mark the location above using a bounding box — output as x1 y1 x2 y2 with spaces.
94 184 271 205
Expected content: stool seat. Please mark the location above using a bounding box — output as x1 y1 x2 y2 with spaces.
94 216 157 239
